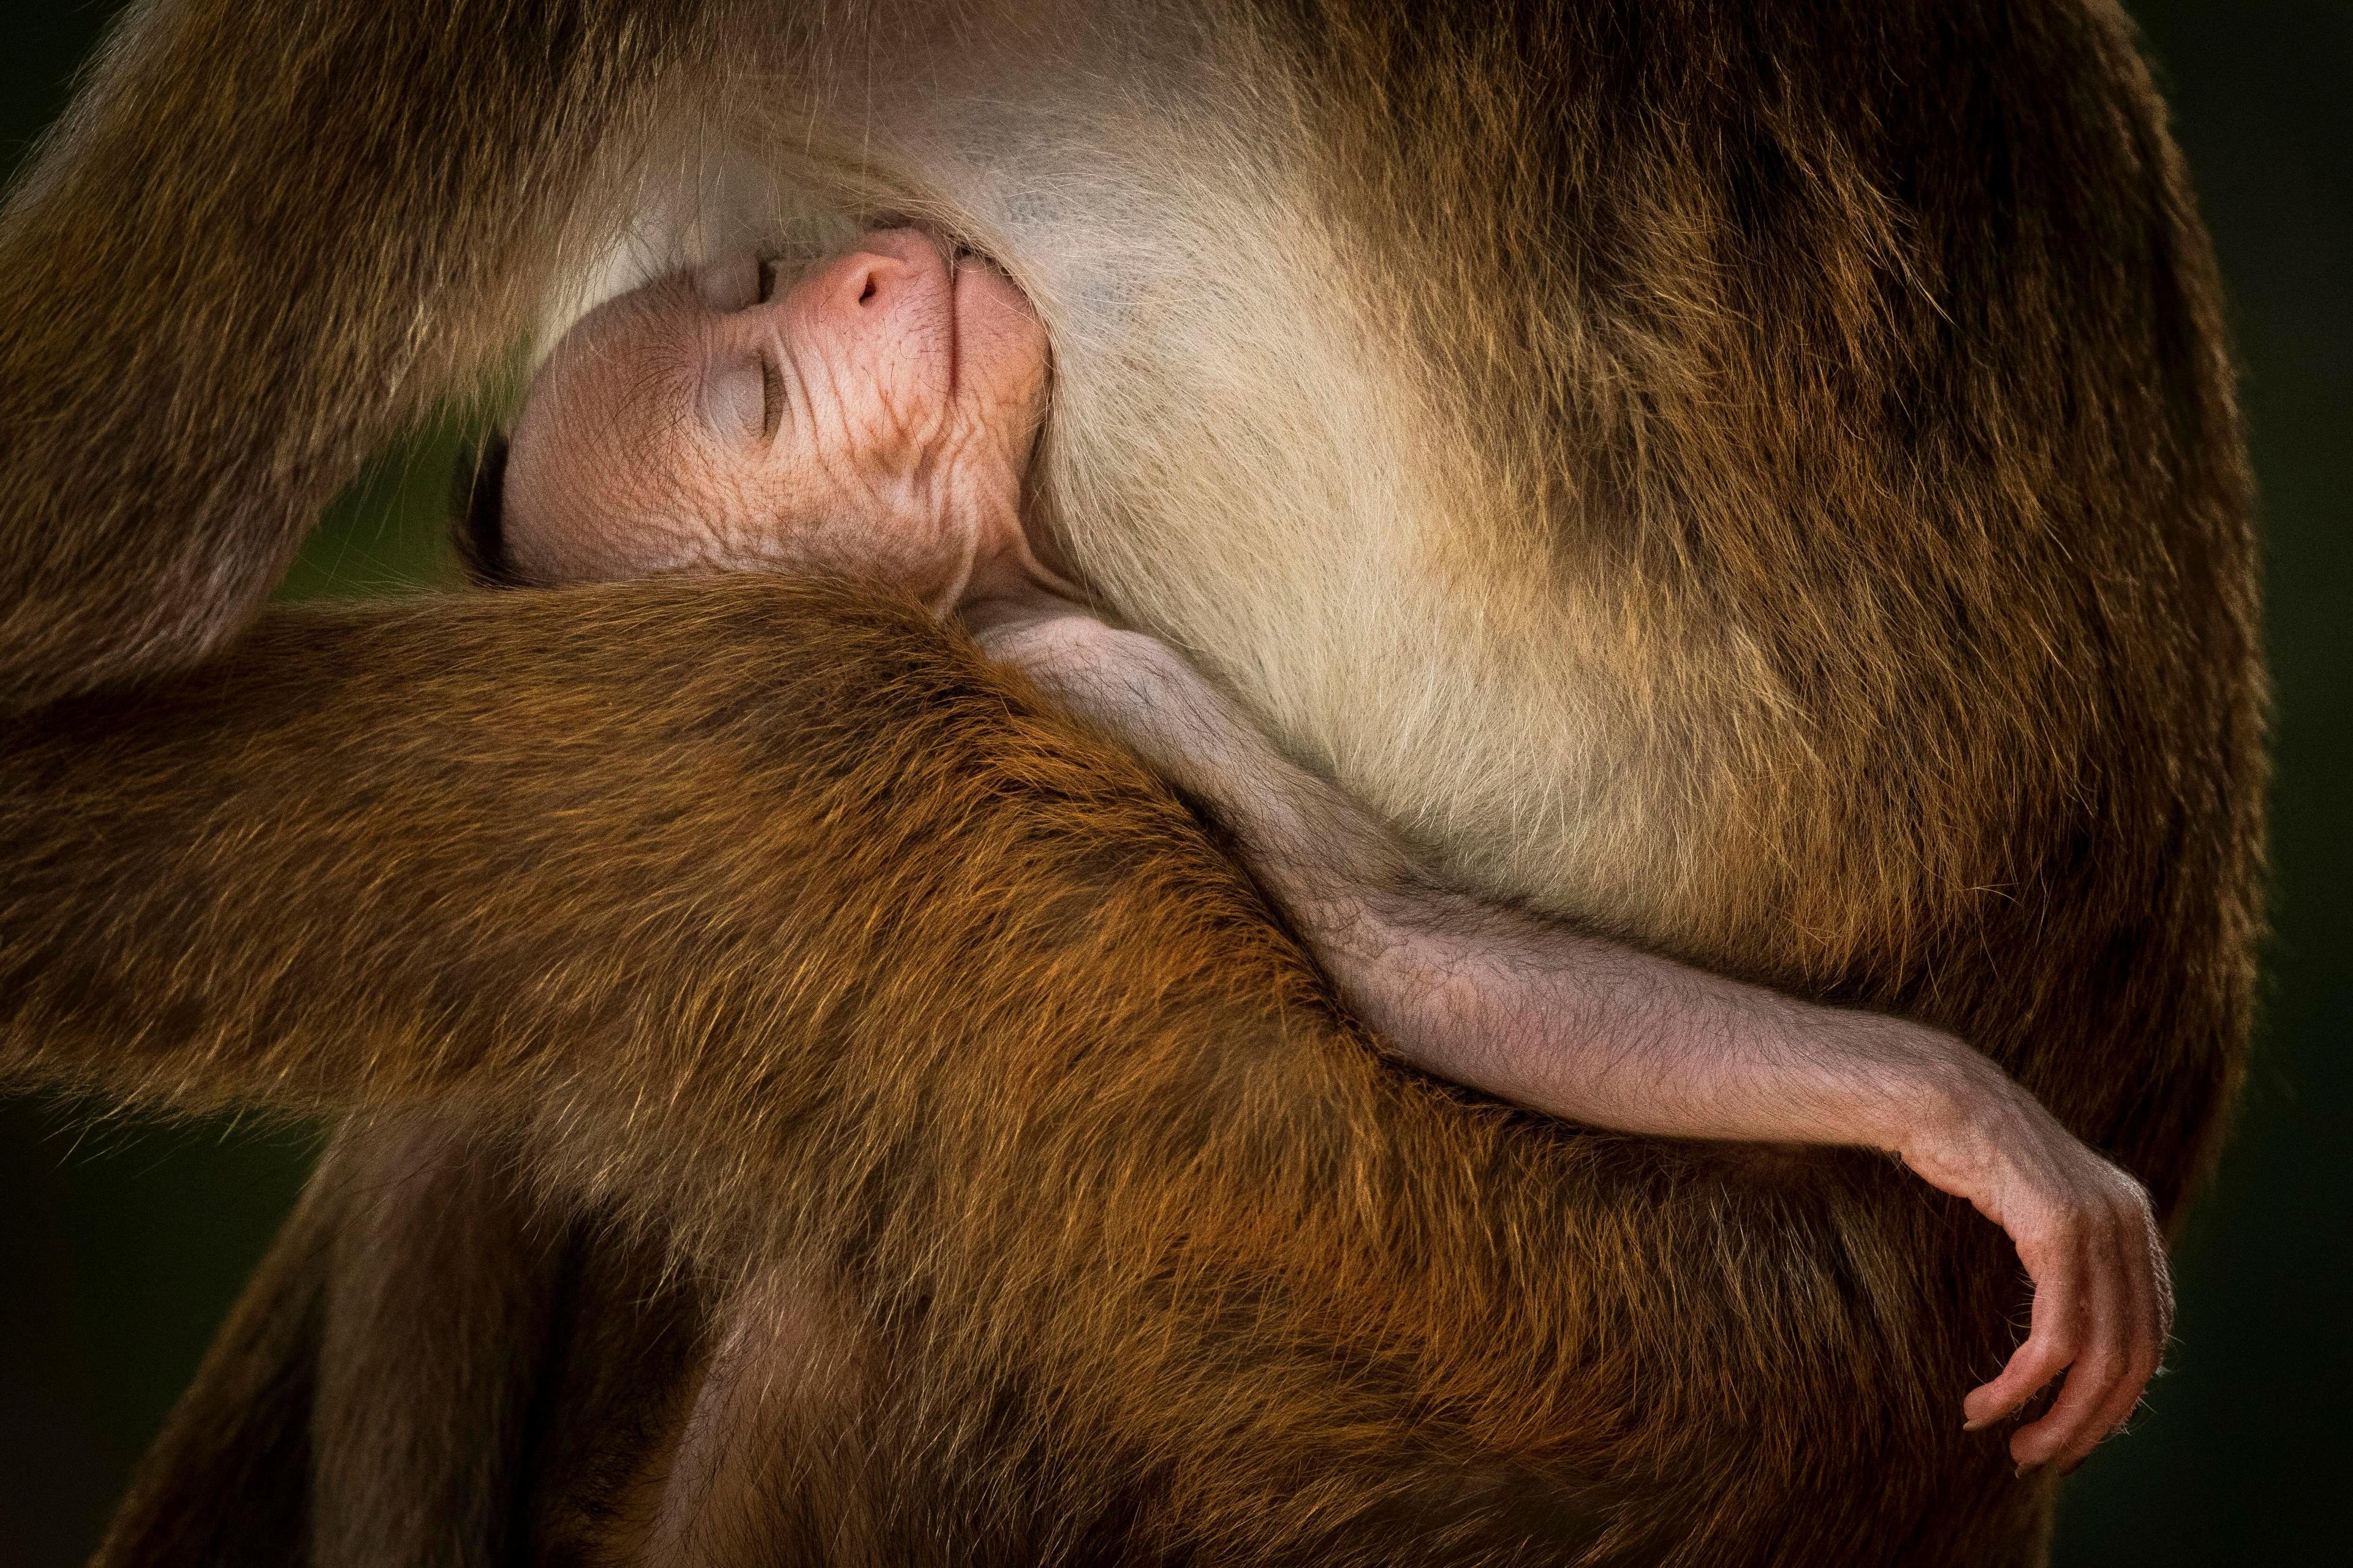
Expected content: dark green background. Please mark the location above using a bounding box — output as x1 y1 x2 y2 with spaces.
2 2 2344 1561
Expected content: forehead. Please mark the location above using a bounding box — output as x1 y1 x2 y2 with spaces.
543 279 696 422
520 277 711 518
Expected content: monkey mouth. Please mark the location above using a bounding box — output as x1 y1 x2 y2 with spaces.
870 217 977 399
939 242 1017 404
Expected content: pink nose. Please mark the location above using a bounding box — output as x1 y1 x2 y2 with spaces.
812 228 941 319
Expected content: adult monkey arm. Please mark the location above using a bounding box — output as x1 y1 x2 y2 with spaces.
0 573 1302 1259
0 0 736 710
0 581 2026 1563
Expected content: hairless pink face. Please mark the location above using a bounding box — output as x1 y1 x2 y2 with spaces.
502 228 1061 608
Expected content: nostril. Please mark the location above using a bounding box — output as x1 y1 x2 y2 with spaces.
836 248 910 309
846 260 890 309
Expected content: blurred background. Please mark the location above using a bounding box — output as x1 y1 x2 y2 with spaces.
0 2 2344 1561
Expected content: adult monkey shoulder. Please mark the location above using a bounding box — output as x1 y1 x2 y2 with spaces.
0 2 2260 1566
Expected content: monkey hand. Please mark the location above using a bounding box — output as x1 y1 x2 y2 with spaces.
1893 1055 2173 1476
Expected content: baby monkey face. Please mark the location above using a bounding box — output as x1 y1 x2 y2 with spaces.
502 228 1051 606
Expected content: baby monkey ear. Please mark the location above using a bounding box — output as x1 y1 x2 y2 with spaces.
450 429 523 588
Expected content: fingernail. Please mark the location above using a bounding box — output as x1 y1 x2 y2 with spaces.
2015 1462 2043 1480
1963 1417 1992 1432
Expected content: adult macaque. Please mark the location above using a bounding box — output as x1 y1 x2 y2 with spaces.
483 221 2165 1448
0 2 2260 1566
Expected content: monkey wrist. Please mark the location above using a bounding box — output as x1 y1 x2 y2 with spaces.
1871 1034 2026 1178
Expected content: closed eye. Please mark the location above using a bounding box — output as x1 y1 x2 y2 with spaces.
761 352 785 442
755 259 785 441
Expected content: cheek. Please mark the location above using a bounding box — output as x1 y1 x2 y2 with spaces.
498 431 640 584
991 338 1050 439
737 465 975 605
792 309 939 452
808 512 976 608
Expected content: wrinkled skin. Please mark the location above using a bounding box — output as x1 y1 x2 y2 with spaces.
506 228 1064 608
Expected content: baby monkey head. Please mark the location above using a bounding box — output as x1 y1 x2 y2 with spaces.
493 228 1058 608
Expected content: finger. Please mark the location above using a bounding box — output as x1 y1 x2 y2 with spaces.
2147 1208 2178 1347
1964 1226 2082 1430
2059 1200 2167 1474
2010 1213 2124 1471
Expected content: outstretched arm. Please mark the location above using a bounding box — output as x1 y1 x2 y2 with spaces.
0 576 2055 1551
979 602 2170 1474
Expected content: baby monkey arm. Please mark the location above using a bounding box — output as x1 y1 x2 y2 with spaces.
972 600 2170 1477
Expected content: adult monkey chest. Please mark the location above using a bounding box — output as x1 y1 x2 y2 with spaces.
0 1 2260 1565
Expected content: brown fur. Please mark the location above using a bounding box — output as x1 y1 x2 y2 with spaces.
0 1 2261 1564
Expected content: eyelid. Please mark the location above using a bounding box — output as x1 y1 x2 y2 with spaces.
760 351 784 442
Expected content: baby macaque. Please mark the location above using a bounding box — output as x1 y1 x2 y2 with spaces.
479 229 2168 1474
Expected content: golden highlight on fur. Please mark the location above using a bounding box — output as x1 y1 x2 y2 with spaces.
0 1 2262 1564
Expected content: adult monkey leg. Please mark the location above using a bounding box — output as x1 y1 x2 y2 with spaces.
89 1131 336 1568
92 1118 574 1568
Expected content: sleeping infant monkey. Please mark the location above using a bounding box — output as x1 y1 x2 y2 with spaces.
452 227 2167 1480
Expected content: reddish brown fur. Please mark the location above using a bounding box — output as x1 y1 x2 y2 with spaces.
0 1 2261 1564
